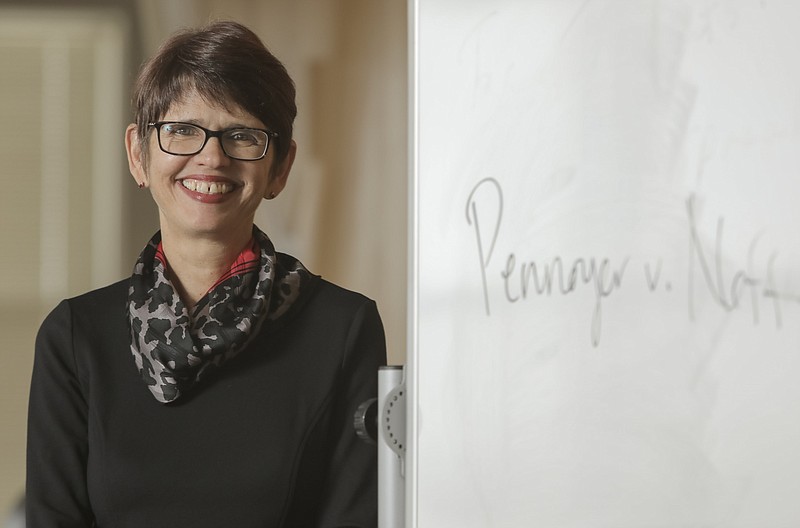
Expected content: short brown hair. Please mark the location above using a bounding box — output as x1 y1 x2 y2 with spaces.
132 21 296 166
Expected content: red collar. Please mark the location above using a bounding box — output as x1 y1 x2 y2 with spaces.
155 238 260 292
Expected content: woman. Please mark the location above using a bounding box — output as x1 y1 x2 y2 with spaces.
27 21 386 527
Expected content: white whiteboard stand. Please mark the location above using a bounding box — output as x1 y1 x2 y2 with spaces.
378 366 406 528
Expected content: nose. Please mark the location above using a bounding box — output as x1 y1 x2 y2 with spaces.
196 136 230 166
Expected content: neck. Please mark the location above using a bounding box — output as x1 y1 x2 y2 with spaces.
159 227 253 308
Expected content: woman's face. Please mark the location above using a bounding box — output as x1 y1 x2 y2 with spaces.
126 90 294 242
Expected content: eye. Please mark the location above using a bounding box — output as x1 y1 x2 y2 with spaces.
226 129 265 146
162 123 201 137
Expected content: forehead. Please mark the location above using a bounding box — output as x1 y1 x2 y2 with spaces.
162 89 263 127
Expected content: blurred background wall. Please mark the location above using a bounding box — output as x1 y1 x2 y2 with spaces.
0 0 407 520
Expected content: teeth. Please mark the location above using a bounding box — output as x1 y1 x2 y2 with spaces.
181 179 232 195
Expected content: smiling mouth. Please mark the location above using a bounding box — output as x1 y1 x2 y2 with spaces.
180 179 234 195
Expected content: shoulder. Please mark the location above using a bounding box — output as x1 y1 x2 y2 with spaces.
308 278 375 311
271 259 386 360
276 252 379 317
39 279 128 337
297 278 386 363
33 280 129 397
294 276 382 333
67 278 129 310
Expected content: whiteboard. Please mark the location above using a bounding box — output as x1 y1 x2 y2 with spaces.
408 1 800 526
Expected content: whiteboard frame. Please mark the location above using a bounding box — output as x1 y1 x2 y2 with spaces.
406 0 420 526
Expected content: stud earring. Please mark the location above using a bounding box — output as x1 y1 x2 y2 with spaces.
138 182 144 189
269 192 276 199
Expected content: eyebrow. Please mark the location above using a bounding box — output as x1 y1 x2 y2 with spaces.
163 118 260 130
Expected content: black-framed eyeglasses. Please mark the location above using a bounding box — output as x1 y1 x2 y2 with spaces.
148 121 278 161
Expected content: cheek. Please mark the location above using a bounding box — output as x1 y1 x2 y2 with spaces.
148 156 185 182
250 165 273 192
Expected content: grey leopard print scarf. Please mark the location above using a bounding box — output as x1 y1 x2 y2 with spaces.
127 226 314 403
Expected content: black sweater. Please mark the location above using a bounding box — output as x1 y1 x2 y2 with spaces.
27 276 386 527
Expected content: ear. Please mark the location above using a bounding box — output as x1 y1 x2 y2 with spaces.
265 140 297 199
125 124 148 187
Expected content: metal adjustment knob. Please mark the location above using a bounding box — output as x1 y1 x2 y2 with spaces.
354 397 378 444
